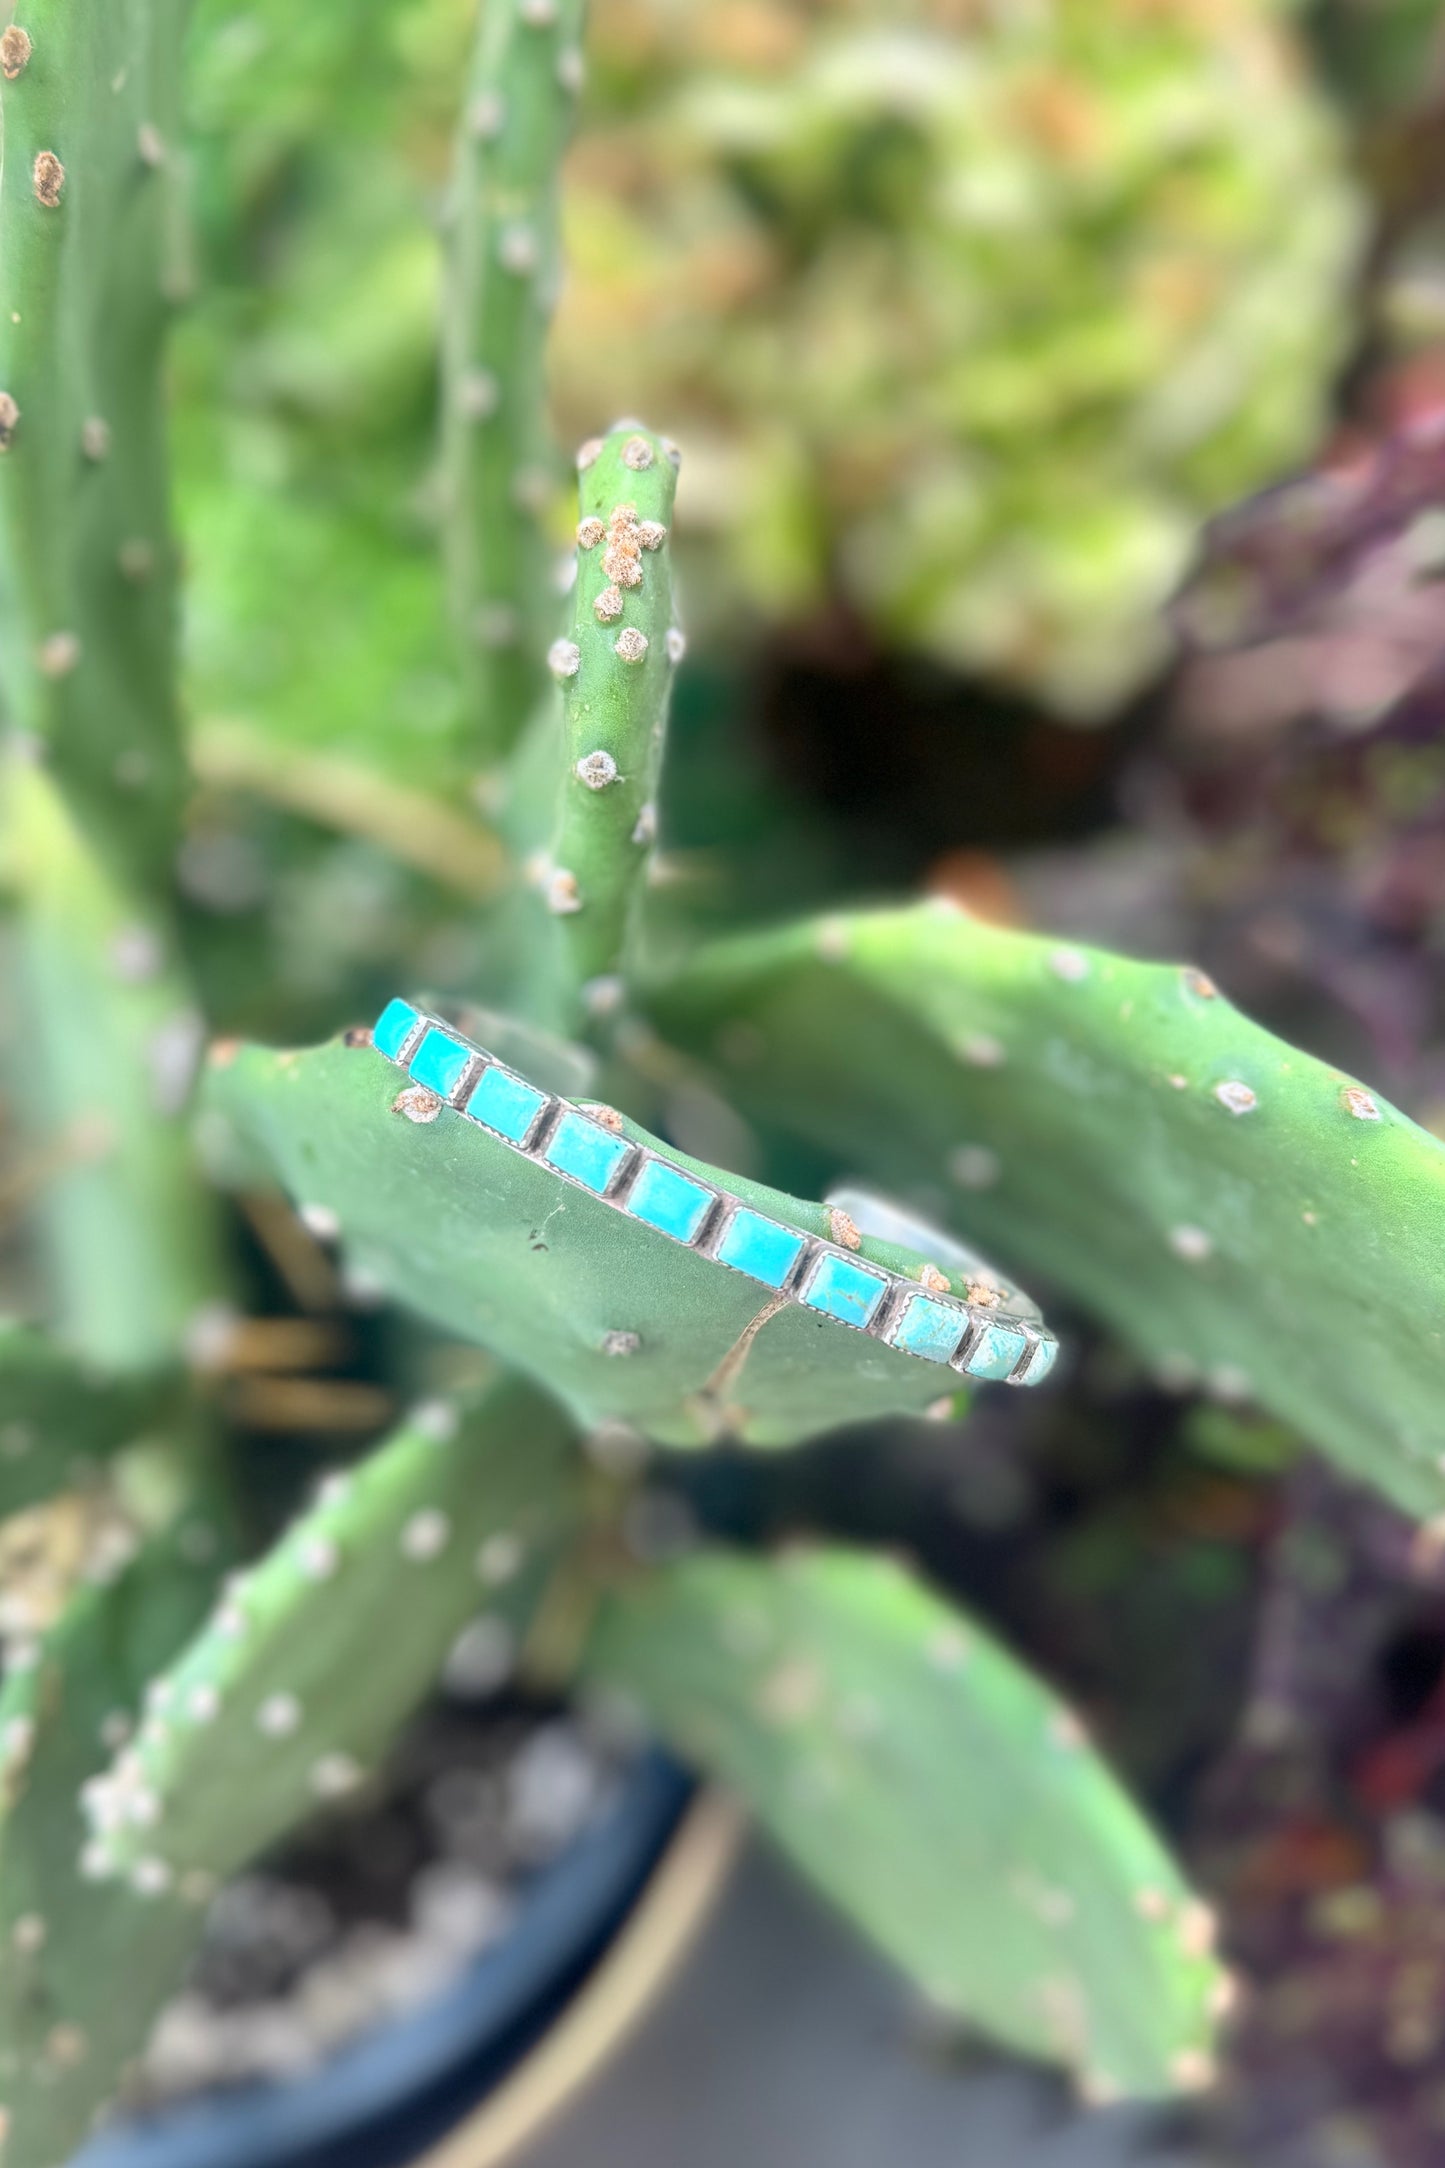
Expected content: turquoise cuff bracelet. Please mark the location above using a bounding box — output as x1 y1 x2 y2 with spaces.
371 998 1060 1389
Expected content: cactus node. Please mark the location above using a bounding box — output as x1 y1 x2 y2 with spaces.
31 151 64 207
0 24 32 77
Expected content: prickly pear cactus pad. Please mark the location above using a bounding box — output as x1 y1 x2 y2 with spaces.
545 422 682 1003
444 0 587 757
4 759 220 1370
200 1018 1057 1447
584 1544 1229 2098
0 1535 221 2168
82 1376 585 1887
0 1322 171 1519
646 905 1445 1518
0 0 191 885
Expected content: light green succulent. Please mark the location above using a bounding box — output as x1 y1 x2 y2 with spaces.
556 0 1364 715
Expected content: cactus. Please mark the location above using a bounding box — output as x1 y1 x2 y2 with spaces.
0 2 1428 2157
0 0 221 1374
83 1375 586 1887
0 1322 171 1518
544 422 680 1010
0 1535 223 2168
200 1027 1027 1447
583 1543 1228 2100
0 0 189 886
443 0 588 761
643 905 1445 1520
4 759 220 1370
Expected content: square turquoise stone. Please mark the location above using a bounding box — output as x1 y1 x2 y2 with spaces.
714 1208 806 1290
543 1109 631 1195
802 1251 888 1330
1016 1335 1059 1385
626 1158 714 1245
464 1064 549 1145
886 1291 966 1364
958 1318 1029 1382
373 998 422 1063
410 1027 475 1102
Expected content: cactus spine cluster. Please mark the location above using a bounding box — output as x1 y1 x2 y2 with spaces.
0 0 219 1368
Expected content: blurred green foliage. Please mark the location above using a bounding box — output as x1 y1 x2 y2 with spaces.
176 0 1364 750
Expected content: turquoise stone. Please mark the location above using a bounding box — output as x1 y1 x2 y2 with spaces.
1016 1335 1059 1385
544 1109 631 1195
887 1291 966 1364
410 1027 474 1101
373 998 421 1063
714 1208 806 1290
626 1158 714 1244
802 1251 887 1330
960 1318 1029 1381
464 1064 549 1145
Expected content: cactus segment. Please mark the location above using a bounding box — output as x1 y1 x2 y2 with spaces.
199 1028 1018 1445
3 759 221 1369
547 423 680 1009
0 1534 222 2168
444 0 588 757
83 1375 586 1887
0 0 191 885
646 905 1445 1518
583 1544 1226 2099
0 0 219 1372
0 1322 170 1516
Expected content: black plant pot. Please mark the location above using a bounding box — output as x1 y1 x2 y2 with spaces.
79 1752 717 2168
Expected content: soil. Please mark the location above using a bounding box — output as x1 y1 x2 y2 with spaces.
135 1693 634 2104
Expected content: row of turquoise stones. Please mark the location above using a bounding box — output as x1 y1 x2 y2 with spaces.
371 999 1059 1387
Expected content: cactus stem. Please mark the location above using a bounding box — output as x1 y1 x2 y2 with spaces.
442 0 586 754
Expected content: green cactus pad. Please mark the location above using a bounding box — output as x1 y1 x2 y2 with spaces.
200 1028 1021 1445
646 904 1445 1518
0 1321 171 1516
4 760 221 1368
547 422 681 1004
444 0 587 757
85 1375 585 1885
0 1534 221 2168
0 0 190 886
583 1543 1226 2099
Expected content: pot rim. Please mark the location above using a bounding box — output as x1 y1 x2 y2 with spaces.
78 1749 737 2168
